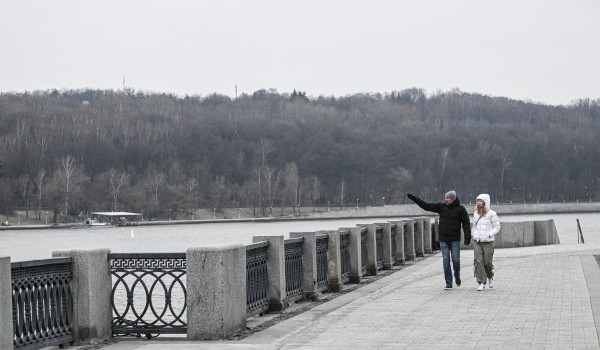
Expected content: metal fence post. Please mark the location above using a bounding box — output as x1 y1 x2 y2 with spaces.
52 249 112 345
0 256 12 350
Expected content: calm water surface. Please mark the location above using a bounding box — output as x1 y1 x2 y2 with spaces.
1 213 599 262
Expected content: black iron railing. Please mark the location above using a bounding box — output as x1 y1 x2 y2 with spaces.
110 253 187 338
284 237 304 303
375 226 383 270
315 234 329 293
12 258 73 350
339 230 350 284
391 224 397 264
360 228 368 276
246 241 269 317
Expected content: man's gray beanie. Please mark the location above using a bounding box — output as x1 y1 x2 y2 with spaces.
445 190 457 201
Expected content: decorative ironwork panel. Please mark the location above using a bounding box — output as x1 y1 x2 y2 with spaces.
284 238 304 303
375 226 384 270
315 235 329 293
246 242 269 317
360 229 368 276
12 258 73 350
391 224 397 264
110 253 187 338
339 231 350 284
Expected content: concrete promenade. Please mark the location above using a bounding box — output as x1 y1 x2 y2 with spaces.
77 243 600 349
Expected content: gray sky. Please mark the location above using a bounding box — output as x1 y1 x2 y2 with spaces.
1 0 598 105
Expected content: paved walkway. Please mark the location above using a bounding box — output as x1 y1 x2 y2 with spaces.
78 243 600 349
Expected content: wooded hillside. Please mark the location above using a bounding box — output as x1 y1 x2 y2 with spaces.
1 88 598 221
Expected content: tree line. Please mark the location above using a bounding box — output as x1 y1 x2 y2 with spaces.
0 88 598 221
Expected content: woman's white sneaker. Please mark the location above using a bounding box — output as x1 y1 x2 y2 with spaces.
477 283 486 291
489 278 494 288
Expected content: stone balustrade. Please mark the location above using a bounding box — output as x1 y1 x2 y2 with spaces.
0 218 559 347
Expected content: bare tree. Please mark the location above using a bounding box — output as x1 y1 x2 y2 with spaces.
54 156 82 218
256 139 275 216
437 147 450 198
105 169 129 211
264 166 280 217
308 176 321 212
212 175 226 211
34 170 45 220
16 175 31 219
145 170 165 202
183 177 199 209
282 163 300 213
497 151 511 199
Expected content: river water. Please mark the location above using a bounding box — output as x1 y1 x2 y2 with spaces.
1 212 598 262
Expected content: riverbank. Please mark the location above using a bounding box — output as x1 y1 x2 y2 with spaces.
1 201 599 230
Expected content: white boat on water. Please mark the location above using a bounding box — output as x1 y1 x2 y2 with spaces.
85 218 109 226
88 211 142 226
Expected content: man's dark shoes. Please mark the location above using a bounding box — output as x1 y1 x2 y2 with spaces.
455 276 461 287
444 284 452 290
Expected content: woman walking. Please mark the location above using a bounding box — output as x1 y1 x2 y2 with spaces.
472 194 501 291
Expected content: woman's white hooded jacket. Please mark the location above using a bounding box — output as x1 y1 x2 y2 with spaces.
472 194 501 242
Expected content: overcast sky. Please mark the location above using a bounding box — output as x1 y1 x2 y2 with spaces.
1 0 598 105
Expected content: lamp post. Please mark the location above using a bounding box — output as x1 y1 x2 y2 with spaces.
356 198 359 209
382 196 385 205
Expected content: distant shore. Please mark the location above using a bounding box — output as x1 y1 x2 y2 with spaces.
1 201 598 230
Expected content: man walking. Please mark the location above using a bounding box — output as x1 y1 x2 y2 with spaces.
407 191 471 289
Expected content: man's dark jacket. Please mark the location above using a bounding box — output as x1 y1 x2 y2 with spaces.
410 195 471 242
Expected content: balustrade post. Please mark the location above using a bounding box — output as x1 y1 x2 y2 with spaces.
389 221 406 264
376 223 394 270
363 224 378 275
344 227 363 283
52 249 112 345
417 217 432 254
289 232 319 300
404 219 416 260
252 236 287 312
413 219 425 257
187 244 246 340
0 256 12 350
432 217 440 251
321 230 343 292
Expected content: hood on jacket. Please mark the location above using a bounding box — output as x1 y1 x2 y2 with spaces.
476 194 491 209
